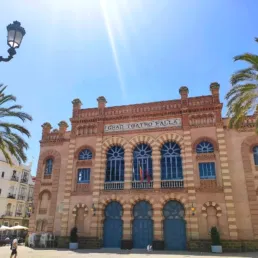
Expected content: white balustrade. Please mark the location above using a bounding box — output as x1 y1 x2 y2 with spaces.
132 181 153 189
104 182 124 190
161 179 184 188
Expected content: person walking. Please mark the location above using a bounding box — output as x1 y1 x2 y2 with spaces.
10 237 18 258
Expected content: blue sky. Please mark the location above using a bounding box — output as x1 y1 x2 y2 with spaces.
0 0 257 175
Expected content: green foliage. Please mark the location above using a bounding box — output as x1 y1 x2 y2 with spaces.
225 37 258 133
210 226 221 245
0 83 32 165
70 227 78 243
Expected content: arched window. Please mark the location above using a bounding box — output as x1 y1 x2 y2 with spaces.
196 141 214 153
161 142 183 180
105 146 124 182
45 159 53 174
196 141 216 179
79 149 92 160
253 146 258 165
133 144 152 182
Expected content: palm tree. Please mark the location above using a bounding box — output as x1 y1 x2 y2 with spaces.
0 83 32 165
225 37 258 133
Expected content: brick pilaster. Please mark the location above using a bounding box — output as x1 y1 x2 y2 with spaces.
216 127 238 239
124 147 132 190
90 137 103 237
122 204 132 239
153 144 161 189
153 203 163 240
183 131 199 239
60 139 76 236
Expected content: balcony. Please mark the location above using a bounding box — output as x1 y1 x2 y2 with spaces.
5 211 12 216
17 195 25 201
161 179 184 189
132 180 153 189
10 175 19 182
7 193 16 199
104 182 124 190
20 177 28 184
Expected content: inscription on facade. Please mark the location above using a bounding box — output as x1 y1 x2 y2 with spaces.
104 118 181 132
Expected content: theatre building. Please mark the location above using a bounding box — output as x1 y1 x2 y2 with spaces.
29 83 258 250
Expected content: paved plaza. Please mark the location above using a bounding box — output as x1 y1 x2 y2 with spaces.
1 246 258 258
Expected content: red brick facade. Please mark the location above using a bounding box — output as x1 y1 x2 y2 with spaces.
29 83 258 249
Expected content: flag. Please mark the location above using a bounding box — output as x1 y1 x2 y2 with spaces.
139 166 143 182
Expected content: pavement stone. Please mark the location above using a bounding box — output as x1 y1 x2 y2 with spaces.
1 246 258 258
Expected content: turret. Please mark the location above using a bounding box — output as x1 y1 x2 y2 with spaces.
58 121 69 134
72 98 82 117
179 86 189 100
41 122 52 140
210 82 220 103
97 96 107 115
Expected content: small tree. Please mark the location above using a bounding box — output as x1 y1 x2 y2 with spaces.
210 226 221 245
70 227 78 243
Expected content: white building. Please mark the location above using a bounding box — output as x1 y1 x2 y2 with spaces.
0 151 35 227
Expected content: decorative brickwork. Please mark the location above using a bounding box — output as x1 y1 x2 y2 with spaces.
241 135 258 239
72 203 89 217
192 137 219 152
201 201 222 217
29 149 61 233
60 139 76 236
216 127 238 239
32 85 258 248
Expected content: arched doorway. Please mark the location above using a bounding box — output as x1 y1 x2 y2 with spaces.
163 200 186 250
103 201 123 248
133 201 153 248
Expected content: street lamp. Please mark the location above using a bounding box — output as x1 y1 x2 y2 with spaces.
0 21 26 62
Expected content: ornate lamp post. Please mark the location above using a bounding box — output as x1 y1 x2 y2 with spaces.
0 21 26 62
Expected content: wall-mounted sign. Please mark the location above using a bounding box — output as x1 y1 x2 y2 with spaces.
104 118 181 133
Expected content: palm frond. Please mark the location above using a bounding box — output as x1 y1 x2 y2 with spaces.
0 111 32 122
0 84 32 165
230 68 258 85
0 123 31 137
226 37 258 133
233 53 258 70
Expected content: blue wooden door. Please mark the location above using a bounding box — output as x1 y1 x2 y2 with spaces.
103 201 123 248
163 201 186 250
133 201 153 248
